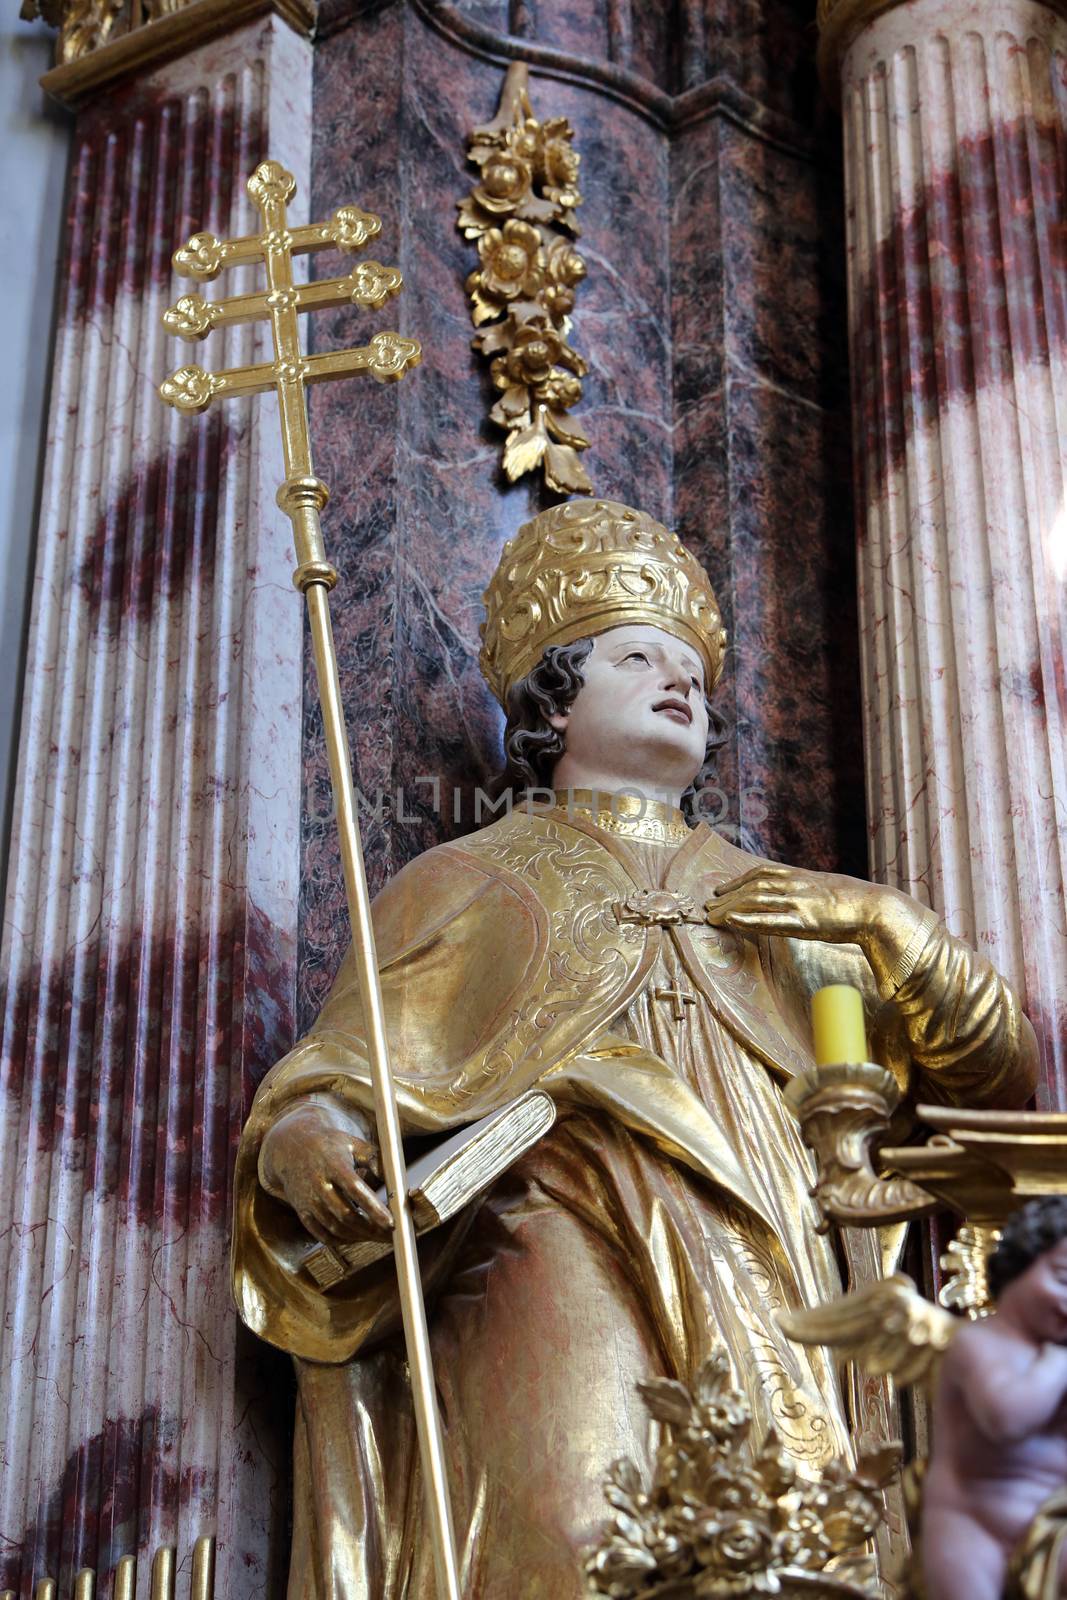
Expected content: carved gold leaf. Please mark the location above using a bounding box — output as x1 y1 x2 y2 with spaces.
364 331 421 381
327 204 382 251
459 61 592 496
348 260 403 307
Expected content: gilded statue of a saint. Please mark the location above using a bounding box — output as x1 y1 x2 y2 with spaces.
231 500 1037 1599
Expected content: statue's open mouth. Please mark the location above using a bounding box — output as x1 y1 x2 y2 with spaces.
652 697 693 725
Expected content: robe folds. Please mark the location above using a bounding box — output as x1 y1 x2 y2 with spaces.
231 800 1037 1600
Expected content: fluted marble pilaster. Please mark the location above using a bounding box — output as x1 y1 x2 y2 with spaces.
0 20 310 1593
830 0 1067 1106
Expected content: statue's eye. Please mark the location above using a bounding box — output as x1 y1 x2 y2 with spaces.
622 651 650 665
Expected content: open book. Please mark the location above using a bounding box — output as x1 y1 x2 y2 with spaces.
304 1090 557 1289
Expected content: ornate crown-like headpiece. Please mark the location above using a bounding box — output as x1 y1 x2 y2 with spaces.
479 499 728 707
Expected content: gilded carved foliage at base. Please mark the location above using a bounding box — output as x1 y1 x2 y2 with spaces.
19 0 199 65
19 0 124 63
459 61 593 495
585 1349 899 1600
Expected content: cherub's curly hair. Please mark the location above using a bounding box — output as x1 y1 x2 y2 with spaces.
987 1196 1067 1300
489 637 727 825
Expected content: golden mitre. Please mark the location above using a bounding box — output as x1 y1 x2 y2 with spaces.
479 498 728 708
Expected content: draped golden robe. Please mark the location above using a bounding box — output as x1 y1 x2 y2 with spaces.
232 795 1037 1600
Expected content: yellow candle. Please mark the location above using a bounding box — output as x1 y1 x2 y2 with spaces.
811 984 869 1067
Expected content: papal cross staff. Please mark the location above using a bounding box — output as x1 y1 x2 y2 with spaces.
159 160 462 1600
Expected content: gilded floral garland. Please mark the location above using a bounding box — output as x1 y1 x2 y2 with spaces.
458 62 593 495
585 1349 899 1600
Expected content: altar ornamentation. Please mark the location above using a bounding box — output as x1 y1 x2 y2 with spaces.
937 1223 1001 1320
783 1061 938 1230
782 1071 1067 1600
19 0 313 72
585 1348 899 1600
780 1067 1067 1367
458 61 593 494
783 1073 1067 1239
19 0 122 64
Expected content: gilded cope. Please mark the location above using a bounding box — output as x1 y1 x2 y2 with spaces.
231 501 1037 1600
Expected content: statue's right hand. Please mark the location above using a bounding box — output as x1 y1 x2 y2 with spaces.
258 1103 393 1246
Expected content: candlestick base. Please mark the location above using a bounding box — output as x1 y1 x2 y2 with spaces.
784 1061 938 1229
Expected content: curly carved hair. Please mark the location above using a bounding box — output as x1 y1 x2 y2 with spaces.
987 1196 1067 1300
490 637 727 824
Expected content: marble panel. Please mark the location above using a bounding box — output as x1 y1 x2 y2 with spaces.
671 101 860 874
724 369 863 873
303 8 675 1019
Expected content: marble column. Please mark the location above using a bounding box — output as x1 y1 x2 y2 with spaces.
0 14 311 1593
822 0 1067 1107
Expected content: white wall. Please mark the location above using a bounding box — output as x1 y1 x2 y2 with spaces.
0 18 70 886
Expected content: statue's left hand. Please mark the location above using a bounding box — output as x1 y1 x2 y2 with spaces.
705 864 906 950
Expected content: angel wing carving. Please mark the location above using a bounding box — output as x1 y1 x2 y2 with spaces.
778 1273 958 1388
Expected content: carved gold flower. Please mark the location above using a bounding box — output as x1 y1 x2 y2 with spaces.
692 1512 775 1581
586 1349 895 1600
779 1506 832 1568
504 121 540 164
543 238 587 318
504 321 562 387
246 160 297 210
475 220 543 303
473 150 533 215
173 230 224 280
821 1488 879 1550
535 370 582 410
539 120 582 209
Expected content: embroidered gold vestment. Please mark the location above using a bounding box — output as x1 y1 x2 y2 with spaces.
232 796 1036 1600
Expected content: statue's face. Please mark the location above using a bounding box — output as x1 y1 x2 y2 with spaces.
548 623 710 792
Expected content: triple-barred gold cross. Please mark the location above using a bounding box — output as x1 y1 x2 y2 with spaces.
160 158 420 500
157 161 459 1598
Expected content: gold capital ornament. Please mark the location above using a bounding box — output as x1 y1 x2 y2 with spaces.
159 161 461 1600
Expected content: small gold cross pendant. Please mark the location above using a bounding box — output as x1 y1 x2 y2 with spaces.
653 986 698 1023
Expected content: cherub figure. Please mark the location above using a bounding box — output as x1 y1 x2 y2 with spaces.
924 1196 1067 1600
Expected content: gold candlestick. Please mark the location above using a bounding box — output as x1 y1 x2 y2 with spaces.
160 161 460 1600
784 983 937 1228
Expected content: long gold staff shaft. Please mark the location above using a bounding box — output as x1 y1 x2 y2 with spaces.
285 495 462 1600
161 162 461 1599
